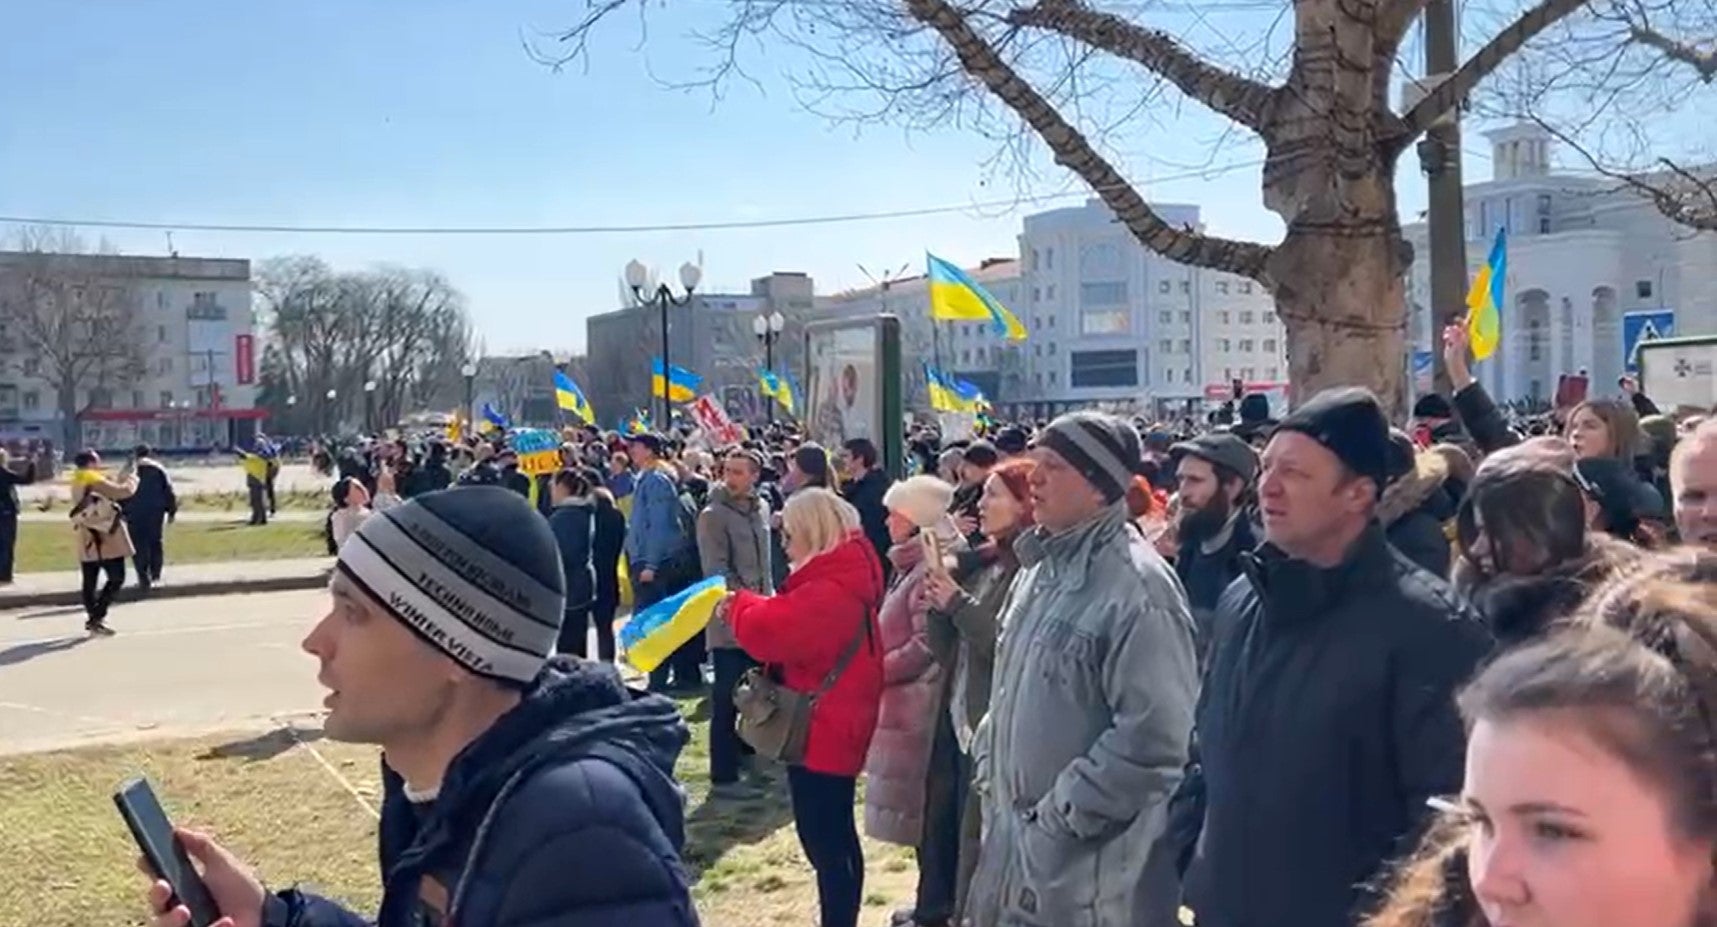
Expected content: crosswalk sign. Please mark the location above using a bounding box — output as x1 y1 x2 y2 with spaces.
1623 309 1675 375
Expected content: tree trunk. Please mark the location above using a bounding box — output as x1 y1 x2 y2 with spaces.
1269 223 1408 417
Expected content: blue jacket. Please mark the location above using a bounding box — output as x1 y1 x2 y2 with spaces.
623 467 687 574
263 659 698 927
548 499 598 611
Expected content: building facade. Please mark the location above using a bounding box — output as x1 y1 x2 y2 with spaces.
1015 200 1285 420
0 251 261 450
1404 123 1717 404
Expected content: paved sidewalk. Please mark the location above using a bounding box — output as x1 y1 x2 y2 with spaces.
17 510 324 523
0 557 333 609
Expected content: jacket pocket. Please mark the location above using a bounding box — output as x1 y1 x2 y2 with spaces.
1009 811 1099 927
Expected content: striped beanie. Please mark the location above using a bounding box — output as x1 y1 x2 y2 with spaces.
338 486 566 685
1031 411 1143 504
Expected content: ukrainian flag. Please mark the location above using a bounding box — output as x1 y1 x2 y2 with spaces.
553 370 596 424
758 368 796 414
620 575 727 673
1466 227 1507 361
623 408 652 435
927 252 1028 341
480 402 510 432
651 358 702 403
951 376 987 411
924 364 958 412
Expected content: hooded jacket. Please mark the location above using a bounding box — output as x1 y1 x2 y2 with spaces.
1175 523 1489 927
727 532 887 777
696 483 773 650
1378 452 1458 579
967 504 1199 927
264 659 698 927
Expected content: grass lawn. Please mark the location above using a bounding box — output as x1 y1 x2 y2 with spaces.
0 698 917 927
29 489 330 516
15 520 327 574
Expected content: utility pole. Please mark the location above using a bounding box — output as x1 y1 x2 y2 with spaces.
1418 0 1468 398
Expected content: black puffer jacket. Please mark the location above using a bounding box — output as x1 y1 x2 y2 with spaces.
1174 524 1490 927
1379 452 1458 579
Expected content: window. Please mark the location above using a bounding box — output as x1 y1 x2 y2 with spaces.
1048 342 1056 355
157 357 173 375
156 291 167 309
1047 315 1055 329
1048 370 1058 385
1637 280 1654 299
1224 367 1234 380
1034 372 1043 386
1219 338 1232 352
1031 249 1040 271
1180 311 1192 324
160 391 174 407
1264 338 1277 353
1158 280 1171 294
1179 339 1191 353
1080 281 1127 306
1216 281 1229 295
1081 310 1129 335
1159 311 1173 325
1539 216 1551 234
1070 349 1138 388
1180 280 1191 294
961 350 971 364
1035 344 1042 357
1159 339 1174 354
1218 311 1230 324
1239 282 1253 294
1240 339 1254 352
157 324 168 343
130 390 143 409
1045 248 1054 270
1263 311 1277 324
1240 311 1255 324
1046 285 1055 300
1033 316 1042 330
22 391 38 411
1241 367 1255 380
1184 368 1194 383
1267 367 1279 380
1033 287 1041 303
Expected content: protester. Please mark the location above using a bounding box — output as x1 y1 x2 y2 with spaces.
328 478 374 550
1671 419 1717 550
967 411 1199 927
1573 455 1666 546
236 445 272 526
866 475 966 924
1380 429 1460 577
948 440 996 542
125 444 177 593
68 450 138 635
142 486 698 927
625 432 700 691
1174 387 1490 927
0 446 38 585
1369 549 1717 927
1169 431 1259 645
587 469 627 663
547 469 598 659
722 488 887 927
841 438 894 575
919 456 1037 926
1444 323 1522 454
697 448 774 794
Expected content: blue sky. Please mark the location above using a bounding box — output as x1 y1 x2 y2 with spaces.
1 0 1486 353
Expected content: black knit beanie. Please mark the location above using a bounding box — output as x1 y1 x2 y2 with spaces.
1274 387 1392 497
1031 411 1143 504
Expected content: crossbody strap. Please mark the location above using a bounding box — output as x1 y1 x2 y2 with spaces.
807 544 884 703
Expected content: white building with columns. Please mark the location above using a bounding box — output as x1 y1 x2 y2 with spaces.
1404 123 1717 403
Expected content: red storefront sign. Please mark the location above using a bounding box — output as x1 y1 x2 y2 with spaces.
234 334 256 385
79 407 267 422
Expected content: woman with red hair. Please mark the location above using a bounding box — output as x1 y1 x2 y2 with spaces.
905 457 1037 927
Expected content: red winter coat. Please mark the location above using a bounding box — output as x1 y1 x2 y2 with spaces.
728 531 886 777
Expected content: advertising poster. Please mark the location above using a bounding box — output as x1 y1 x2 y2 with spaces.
805 323 880 448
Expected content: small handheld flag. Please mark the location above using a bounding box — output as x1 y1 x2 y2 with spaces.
927 253 1027 341
1466 228 1507 362
553 371 596 424
758 368 796 415
651 359 703 403
620 575 727 673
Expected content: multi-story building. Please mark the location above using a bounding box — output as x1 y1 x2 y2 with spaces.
1015 200 1284 420
0 251 261 450
584 271 815 426
1404 123 1717 403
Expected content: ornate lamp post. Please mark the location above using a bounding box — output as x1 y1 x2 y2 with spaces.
625 259 701 426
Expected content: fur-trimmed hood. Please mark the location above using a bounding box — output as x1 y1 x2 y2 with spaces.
1378 451 1454 528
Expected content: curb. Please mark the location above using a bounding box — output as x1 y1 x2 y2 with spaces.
0 570 332 610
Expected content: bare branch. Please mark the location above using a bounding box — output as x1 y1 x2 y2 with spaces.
1628 20 1717 81
902 0 1273 280
1536 117 1717 231
1392 0 1591 148
1005 0 1278 132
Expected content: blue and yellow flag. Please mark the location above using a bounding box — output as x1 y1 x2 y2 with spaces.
620 575 727 673
951 375 988 411
1466 227 1507 362
924 364 975 413
927 252 1027 341
622 408 652 435
651 358 702 403
480 402 510 432
758 368 796 415
553 370 596 424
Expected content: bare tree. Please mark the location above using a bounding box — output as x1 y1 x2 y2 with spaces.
0 228 148 446
544 0 1707 408
255 256 474 434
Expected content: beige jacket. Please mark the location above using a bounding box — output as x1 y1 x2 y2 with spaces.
71 475 138 563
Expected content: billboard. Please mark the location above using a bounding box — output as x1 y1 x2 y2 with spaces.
804 316 904 475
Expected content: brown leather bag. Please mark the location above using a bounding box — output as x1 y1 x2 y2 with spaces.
733 609 872 766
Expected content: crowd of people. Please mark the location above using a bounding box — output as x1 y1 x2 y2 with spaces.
123 318 1717 927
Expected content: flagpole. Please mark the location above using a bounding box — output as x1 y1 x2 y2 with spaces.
930 321 944 415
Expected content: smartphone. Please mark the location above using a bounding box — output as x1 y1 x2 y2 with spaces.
114 777 221 927
921 531 947 576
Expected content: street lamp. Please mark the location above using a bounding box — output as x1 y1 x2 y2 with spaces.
752 310 787 423
460 362 477 437
627 259 702 426
364 380 378 434
286 394 297 437
325 388 338 436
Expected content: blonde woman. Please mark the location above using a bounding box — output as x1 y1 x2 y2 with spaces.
721 487 886 927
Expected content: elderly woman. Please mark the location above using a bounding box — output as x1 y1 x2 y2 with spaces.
723 488 887 927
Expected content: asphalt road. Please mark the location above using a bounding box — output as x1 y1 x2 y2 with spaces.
0 589 329 754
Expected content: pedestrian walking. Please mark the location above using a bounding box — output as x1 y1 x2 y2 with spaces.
0 446 38 585
124 444 177 593
68 450 138 636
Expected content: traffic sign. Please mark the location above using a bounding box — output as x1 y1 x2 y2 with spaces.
1623 309 1675 374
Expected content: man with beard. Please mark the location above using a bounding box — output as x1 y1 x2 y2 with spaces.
1169 432 1258 650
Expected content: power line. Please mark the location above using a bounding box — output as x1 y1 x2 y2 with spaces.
0 158 1268 237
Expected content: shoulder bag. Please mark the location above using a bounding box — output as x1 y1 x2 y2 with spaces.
734 608 871 766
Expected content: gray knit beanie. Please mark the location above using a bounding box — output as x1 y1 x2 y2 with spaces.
338 486 566 685
1031 411 1143 504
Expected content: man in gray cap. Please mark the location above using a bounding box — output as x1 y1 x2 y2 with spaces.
1168 432 1259 648
967 411 1198 927
141 486 698 927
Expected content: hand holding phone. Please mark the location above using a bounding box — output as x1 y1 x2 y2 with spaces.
116 777 225 927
